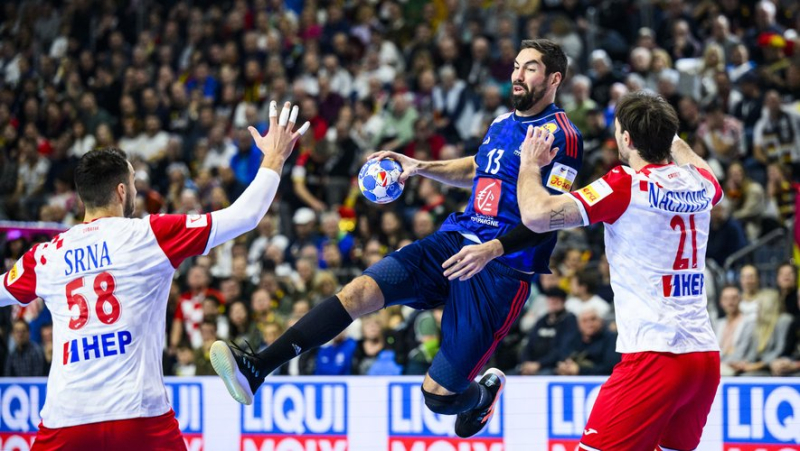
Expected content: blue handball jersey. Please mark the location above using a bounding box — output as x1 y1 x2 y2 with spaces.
439 103 584 273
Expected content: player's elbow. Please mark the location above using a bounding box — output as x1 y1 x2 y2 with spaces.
521 209 549 234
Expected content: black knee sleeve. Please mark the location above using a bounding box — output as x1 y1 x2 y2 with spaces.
421 382 482 415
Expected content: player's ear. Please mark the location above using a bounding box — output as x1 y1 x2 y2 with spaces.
116 182 126 204
623 130 635 149
551 72 562 87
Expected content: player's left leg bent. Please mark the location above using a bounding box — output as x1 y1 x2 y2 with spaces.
658 352 721 451
424 260 530 437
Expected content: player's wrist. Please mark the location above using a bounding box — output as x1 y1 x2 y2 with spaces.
487 239 505 257
261 155 286 172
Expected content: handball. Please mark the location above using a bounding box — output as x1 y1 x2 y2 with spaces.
358 158 404 204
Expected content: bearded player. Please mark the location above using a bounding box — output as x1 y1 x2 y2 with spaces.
517 91 721 450
210 39 583 438
0 102 309 450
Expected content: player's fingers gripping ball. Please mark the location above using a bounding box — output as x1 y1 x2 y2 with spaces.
358 158 405 204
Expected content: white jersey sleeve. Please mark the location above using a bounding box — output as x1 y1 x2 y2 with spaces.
569 163 723 355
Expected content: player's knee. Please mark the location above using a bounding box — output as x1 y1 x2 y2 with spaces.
338 276 384 317
421 388 462 415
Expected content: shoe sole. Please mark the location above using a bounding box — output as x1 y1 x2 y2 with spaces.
481 368 506 425
210 340 254 405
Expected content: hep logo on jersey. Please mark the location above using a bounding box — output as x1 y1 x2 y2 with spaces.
547 382 603 451
166 382 203 451
723 382 800 451
0 382 46 451
241 382 347 451
661 273 704 297
62 331 132 365
388 382 503 451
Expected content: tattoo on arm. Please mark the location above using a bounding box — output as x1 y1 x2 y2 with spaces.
549 207 566 229
546 198 585 231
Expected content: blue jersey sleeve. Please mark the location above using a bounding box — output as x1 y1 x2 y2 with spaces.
542 113 583 195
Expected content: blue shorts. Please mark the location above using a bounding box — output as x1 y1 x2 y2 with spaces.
364 231 532 392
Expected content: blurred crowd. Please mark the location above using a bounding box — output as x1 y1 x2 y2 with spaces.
0 0 799 378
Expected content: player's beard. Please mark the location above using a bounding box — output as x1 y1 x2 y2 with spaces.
123 187 135 218
511 81 547 112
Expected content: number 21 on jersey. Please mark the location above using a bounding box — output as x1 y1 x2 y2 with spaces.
671 214 697 270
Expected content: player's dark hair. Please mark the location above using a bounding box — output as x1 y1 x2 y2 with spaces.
520 39 567 81
74 147 130 209
615 91 679 164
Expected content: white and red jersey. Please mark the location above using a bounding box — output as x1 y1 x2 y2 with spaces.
569 163 723 354
0 214 214 428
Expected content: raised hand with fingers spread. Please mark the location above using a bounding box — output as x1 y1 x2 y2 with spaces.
254 100 311 172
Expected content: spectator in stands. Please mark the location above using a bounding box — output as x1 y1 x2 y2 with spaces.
193 320 219 376
707 198 748 266
227 300 260 349
554 307 620 376
697 100 745 166
726 162 767 240
776 263 799 318
733 291 793 375
753 90 800 166
771 291 800 376
517 288 578 376
566 269 611 320
405 309 442 375
352 313 388 375
315 330 357 376
564 75 597 134
171 266 224 350
376 92 419 152
716 285 757 376
40 322 53 374
4 320 45 377
765 163 795 225
739 265 779 317
173 342 197 377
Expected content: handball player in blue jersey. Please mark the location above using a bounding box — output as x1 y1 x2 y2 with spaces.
211 39 583 438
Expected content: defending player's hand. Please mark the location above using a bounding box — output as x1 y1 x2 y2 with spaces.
366 150 419 183
250 101 311 169
442 241 502 281
520 125 559 169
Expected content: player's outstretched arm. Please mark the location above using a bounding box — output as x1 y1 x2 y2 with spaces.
518 126 584 233
367 150 476 189
670 135 715 176
206 101 310 248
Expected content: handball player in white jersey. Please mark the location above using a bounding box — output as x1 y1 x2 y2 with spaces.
0 102 309 451
517 91 722 451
